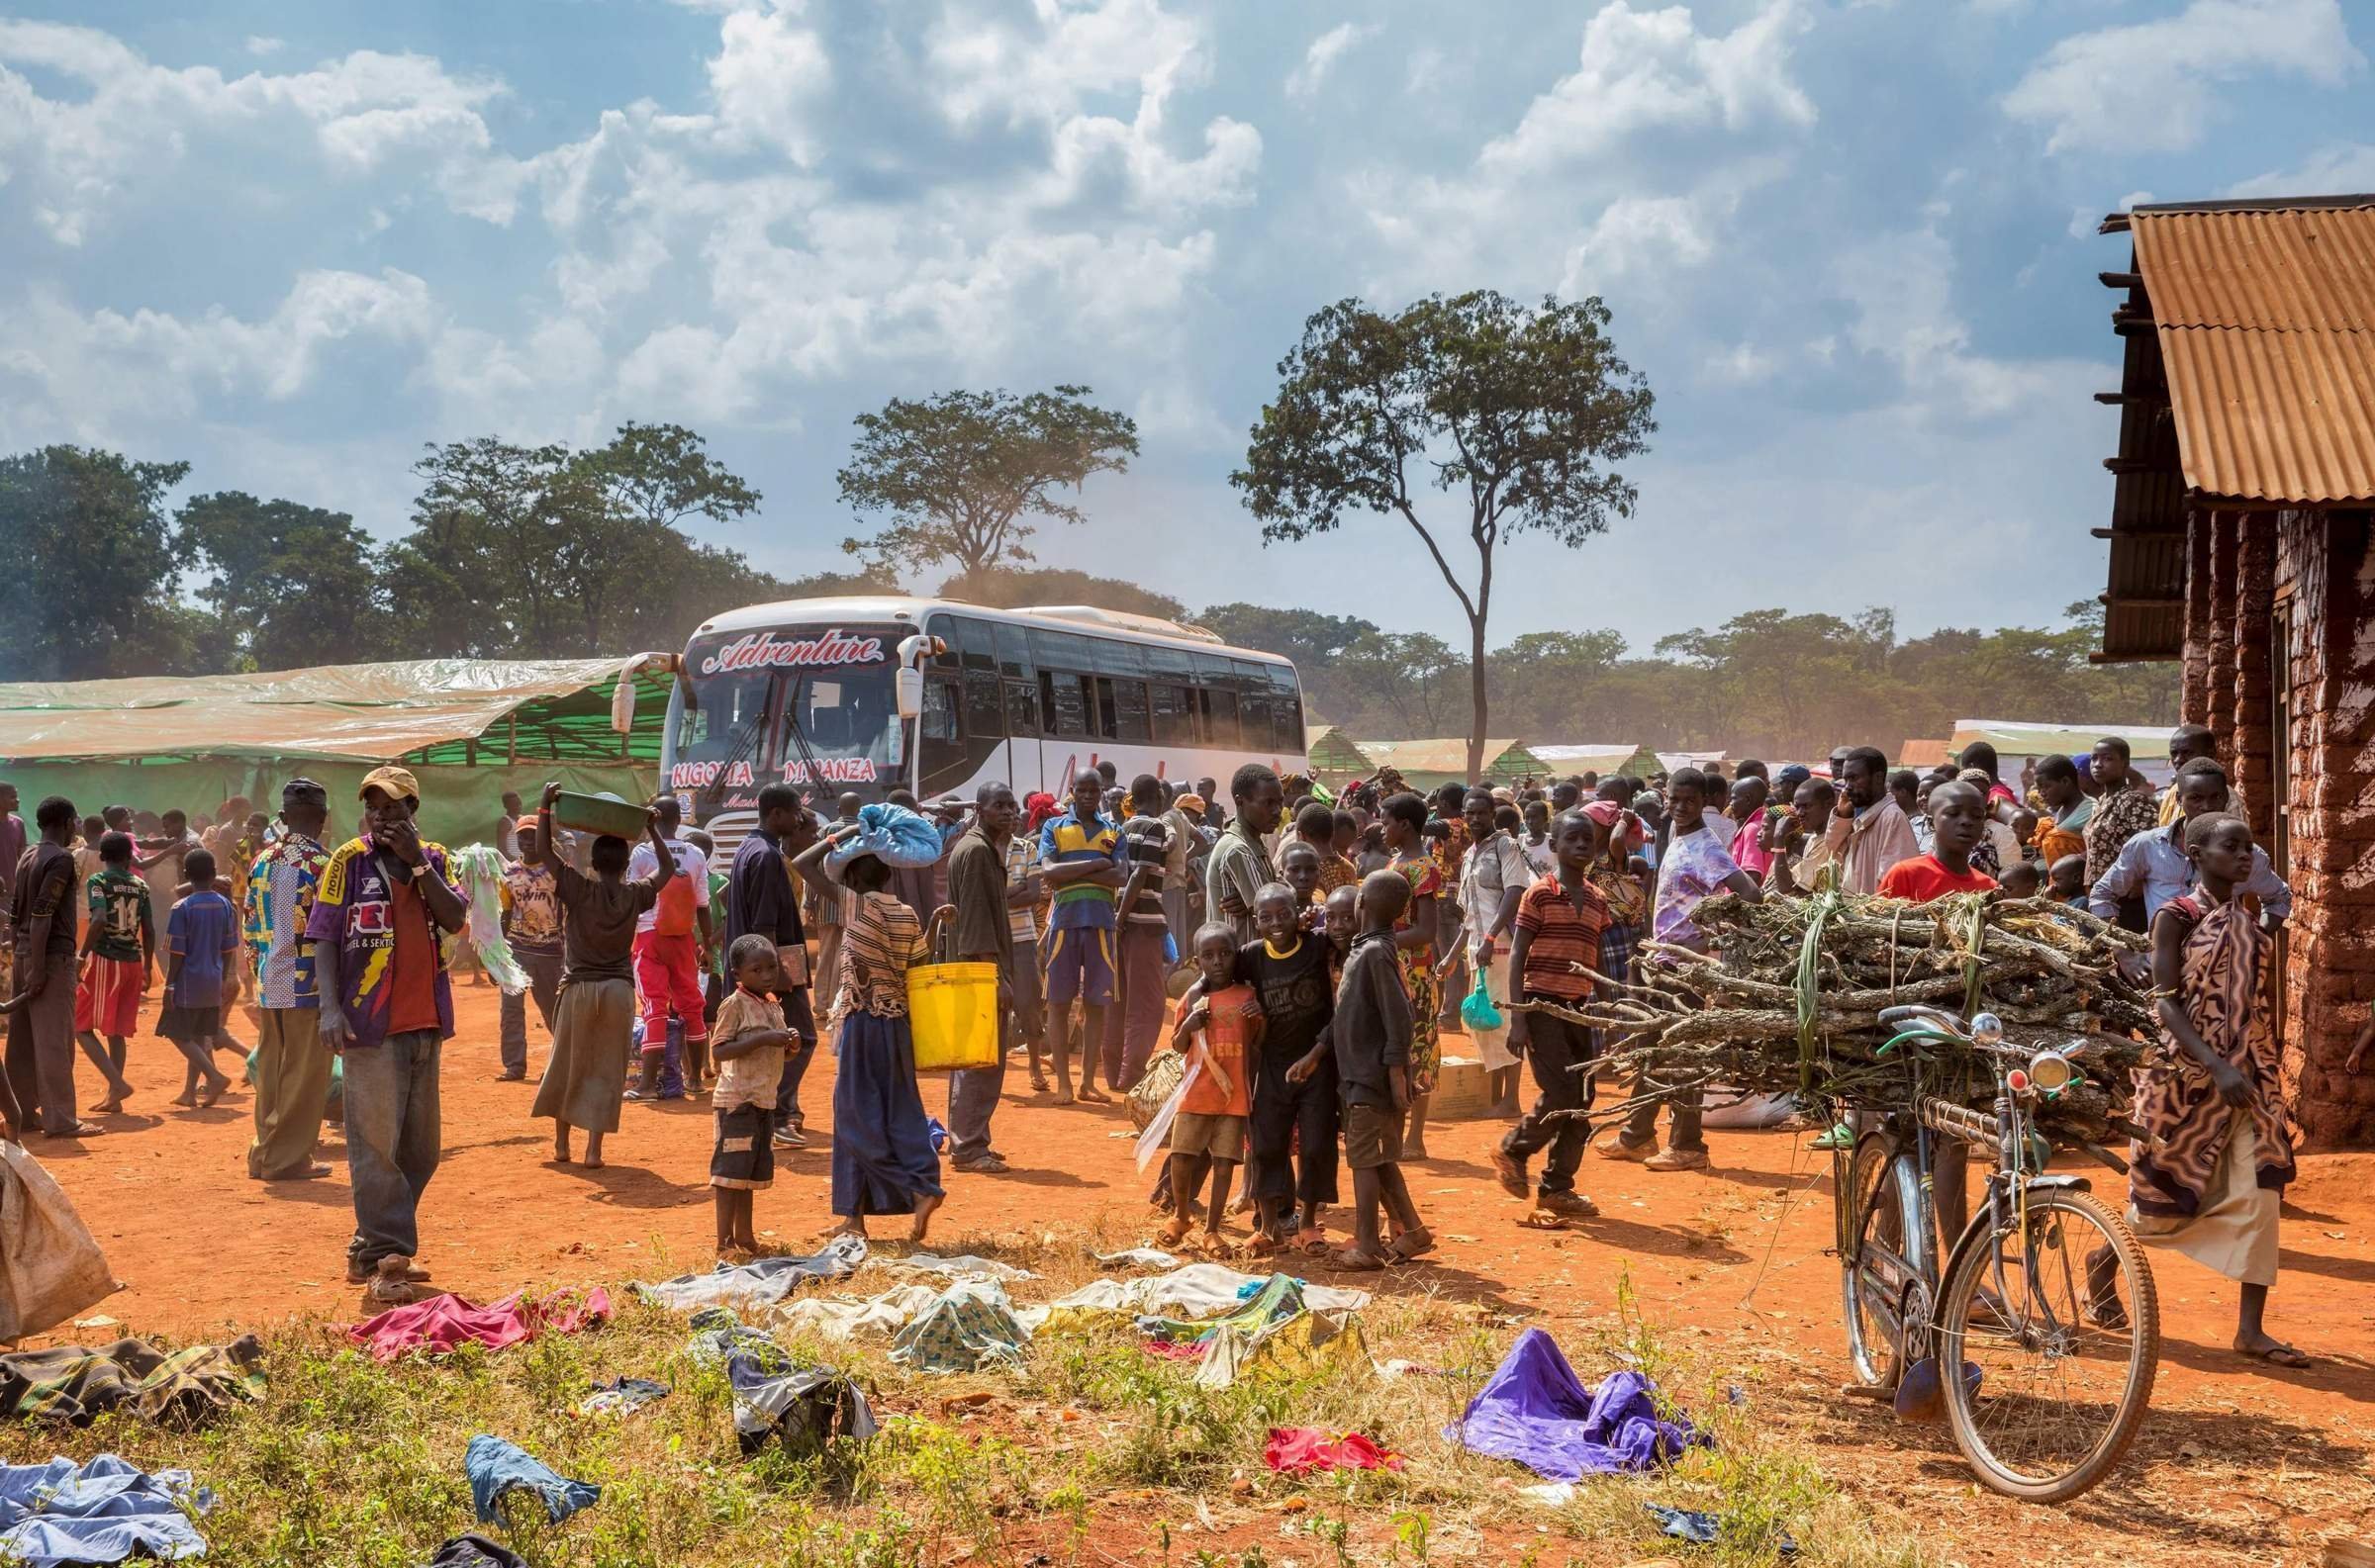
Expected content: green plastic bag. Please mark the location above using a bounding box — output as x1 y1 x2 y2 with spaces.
1459 963 1503 1031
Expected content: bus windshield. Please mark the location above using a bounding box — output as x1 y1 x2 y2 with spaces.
669 622 903 798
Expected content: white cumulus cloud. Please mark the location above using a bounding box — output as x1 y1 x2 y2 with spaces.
2002 0 2362 155
1285 22 1380 101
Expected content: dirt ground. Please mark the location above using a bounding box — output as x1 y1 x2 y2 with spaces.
31 979 2375 1563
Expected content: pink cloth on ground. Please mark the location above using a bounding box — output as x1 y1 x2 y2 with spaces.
350 1287 612 1362
1262 1427 1403 1473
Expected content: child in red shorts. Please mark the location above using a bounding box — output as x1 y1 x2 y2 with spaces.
74 831 149 1113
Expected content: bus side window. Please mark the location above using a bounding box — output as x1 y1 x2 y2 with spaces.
953 617 1001 741
1004 678 1040 738
1268 664 1306 753
1194 654 1240 749
1041 671 1089 737
1149 681 1194 745
921 677 961 746
1113 678 1151 743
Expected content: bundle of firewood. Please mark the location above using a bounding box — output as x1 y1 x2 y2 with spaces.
1511 891 2163 1152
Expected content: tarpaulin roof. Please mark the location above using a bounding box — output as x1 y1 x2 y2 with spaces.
1530 743 1658 778
1947 718 2171 761
0 657 674 766
1352 738 1547 786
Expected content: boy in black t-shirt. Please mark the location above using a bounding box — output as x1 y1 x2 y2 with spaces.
1242 882 1337 1253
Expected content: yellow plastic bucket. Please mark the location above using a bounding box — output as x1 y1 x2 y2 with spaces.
906 961 1001 1073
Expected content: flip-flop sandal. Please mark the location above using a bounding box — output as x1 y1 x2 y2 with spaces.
1294 1229 1329 1256
2238 1340 2311 1369
1331 1248 1389 1272
1518 1210 1572 1231
1388 1228 1436 1260
1489 1152 1529 1199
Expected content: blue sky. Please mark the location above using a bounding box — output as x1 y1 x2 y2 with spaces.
2 0 2367 653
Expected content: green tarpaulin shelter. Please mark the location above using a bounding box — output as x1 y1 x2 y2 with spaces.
1303 724 1372 783
1351 738 1550 791
1530 743 1659 780
0 657 672 847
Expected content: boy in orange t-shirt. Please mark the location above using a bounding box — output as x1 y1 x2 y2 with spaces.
1161 922 1265 1249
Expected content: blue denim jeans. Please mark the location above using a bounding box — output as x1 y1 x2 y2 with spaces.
342 1029 442 1268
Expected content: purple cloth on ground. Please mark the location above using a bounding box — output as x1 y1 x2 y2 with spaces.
1444 1328 1704 1480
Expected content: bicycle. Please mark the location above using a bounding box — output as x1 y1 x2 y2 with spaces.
1834 1003 2159 1502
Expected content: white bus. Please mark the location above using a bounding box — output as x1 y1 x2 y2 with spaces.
662 596 1310 850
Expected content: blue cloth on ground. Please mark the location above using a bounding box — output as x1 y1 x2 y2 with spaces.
1446 1328 1705 1480
826 803 943 873
926 1115 950 1153
1648 1505 1796 1558
635 1234 868 1312
577 1377 670 1417
0 1453 213 1566
424 1536 527 1567
464 1435 600 1525
687 1308 879 1456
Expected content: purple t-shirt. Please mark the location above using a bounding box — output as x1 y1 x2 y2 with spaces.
1652 826 1741 951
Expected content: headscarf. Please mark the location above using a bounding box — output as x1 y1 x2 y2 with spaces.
1582 798 1646 852
1023 791 1061 836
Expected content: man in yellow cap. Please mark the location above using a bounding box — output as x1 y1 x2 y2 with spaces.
307 765 468 1304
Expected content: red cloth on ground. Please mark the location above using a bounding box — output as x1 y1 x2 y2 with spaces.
1262 1427 1403 1473
350 1288 611 1362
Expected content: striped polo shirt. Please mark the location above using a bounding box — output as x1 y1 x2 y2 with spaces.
1513 873 1613 1002
1037 809 1122 931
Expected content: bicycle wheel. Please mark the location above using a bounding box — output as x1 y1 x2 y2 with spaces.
1939 1188 2159 1502
1840 1136 1931 1390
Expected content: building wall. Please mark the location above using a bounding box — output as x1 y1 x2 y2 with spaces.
2271 508 2375 1145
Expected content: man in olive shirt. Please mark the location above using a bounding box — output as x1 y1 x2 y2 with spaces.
1204 763 1283 947
942 780 1021 1173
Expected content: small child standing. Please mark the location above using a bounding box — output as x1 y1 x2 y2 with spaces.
1330 870 1429 1270
710 934 798 1259
159 847 238 1108
75 830 150 1113
1160 923 1264 1251
1280 843 1326 934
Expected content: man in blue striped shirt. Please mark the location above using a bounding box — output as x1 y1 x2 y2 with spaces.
1037 769 1123 1104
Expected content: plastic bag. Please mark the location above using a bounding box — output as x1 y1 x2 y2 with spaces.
1133 1061 1202 1172
448 844 526 995
0 1139 117 1338
1459 963 1504 1031
825 803 945 874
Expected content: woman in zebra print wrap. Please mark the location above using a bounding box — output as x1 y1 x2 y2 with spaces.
2117 810 2308 1370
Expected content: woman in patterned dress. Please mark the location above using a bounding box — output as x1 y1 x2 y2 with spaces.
2083 735 2162 919
2109 811 2306 1368
1378 792 1443 1159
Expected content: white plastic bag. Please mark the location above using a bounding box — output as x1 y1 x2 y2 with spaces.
1133 1061 1201 1173
0 1140 116 1340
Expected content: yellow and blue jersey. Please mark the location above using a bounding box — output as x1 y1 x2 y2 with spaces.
1038 810 1122 931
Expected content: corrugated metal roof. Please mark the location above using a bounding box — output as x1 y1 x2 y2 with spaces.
2130 203 2375 504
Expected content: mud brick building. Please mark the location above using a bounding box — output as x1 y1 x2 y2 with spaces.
2094 195 2375 1144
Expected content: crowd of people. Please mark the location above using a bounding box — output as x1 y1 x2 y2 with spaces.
0 718 2317 1362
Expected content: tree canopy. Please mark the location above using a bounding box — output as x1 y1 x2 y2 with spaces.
0 446 207 682
1233 290 1656 778
838 386 1139 579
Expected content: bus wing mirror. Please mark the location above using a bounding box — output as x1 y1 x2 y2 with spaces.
896 667 924 720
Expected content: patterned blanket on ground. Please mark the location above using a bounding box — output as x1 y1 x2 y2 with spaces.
0 1336 264 1427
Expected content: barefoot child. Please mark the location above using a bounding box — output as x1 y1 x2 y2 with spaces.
794 821 950 1243
711 934 798 1258
2118 812 2307 1369
1160 923 1264 1250
1331 870 1429 1269
158 848 238 1108
74 830 149 1112
527 784 677 1168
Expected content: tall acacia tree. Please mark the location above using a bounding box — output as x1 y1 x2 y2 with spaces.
836 385 1138 579
1233 291 1656 778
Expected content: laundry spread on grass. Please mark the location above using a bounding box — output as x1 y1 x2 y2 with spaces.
576 1377 670 1418
465 1435 601 1526
420 1535 527 1568
0 1335 264 1426
1446 1329 1705 1480
870 1252 1038 1284
0 1454 213 1566
1039 1263 1369 1331
1192 1307 1371 1390
352 1289 610 1363
636 1236 868 1312
767 1283 945 1342
1649 1504 1796 1558
1091 1247 1182 1270
1262 1427 1404 1474
887 1279 1030 1374
688 1308 878 1456
1139 1273 1311 1358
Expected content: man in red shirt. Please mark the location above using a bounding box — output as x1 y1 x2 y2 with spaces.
1492 809 1612 1219
1872 778 1994 1245
1876 782 1998 902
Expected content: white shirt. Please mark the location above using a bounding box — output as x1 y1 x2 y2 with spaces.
625 835 709 935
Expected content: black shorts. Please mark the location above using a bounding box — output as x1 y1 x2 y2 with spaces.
157 1004 223 1044
711 1104 776 1189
